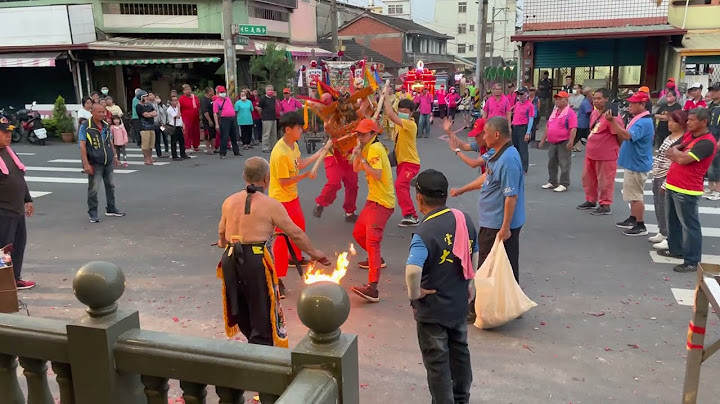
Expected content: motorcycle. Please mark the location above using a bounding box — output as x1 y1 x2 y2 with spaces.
0 106 22 142
17 101 47 145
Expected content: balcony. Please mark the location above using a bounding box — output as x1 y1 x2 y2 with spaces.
669 0 720 30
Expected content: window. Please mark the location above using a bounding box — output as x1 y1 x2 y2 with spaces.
405 35 413 53
103 3 198 16
618 65 642 86
388 4 403 14
458 2 467 13
249 6 290 22
457 44 466 54
420 38 428 53
469 25 474 32
468 44 475 52
458 24 466 34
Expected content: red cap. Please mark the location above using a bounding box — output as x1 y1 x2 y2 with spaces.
216 85 226 93
283 88 291 94
468 118 486 138
627 92 650 103
667 77 675 83
355 118 382 134
554 91 570 98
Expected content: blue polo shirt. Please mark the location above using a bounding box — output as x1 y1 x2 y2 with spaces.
618 115 654 173
577 99 592 129
477 143 525 230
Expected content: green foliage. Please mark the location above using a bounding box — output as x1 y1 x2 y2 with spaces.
52 95 74 134
42 118 58 137
249 43 295 91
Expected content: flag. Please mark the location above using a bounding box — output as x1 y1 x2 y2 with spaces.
364 65 378 91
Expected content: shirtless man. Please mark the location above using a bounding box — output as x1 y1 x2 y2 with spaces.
217 157 329 354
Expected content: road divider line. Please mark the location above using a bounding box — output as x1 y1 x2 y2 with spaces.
646 224 720 238
29 191 52 198
650 251 720 265
25 166 137 174
48 159 170 166
16 152 36 156
24 176 87 184
646 204 720 215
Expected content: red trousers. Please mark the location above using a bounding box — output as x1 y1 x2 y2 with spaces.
315 156 358 213
582 158 617 206
273 198 306 278
352 201 393 283
183 118 201 149
395 162 420 218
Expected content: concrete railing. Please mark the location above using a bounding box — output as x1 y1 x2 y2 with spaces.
0 261 359 404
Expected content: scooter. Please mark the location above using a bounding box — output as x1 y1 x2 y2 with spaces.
17 101 47 145
0 106 22 142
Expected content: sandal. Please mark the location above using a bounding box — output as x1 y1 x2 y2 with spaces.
572 148 581 152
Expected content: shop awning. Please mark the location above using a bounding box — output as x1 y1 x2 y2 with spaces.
512 24 686 42
676 32 720 61
0 52 62 68
94 57 220 66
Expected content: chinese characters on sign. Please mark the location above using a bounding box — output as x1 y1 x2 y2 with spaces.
238 25 267 36
306 68 322 87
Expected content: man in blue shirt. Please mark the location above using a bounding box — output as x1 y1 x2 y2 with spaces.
605 92 654 236
450 116 526 322
573 88 593 152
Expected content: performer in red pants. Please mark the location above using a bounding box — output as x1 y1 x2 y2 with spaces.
312 149 358 222
179 84 201 151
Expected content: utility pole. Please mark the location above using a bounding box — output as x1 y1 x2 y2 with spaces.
476 0 487 92
222 0 237 99
489 6 495 62
331 0 339 52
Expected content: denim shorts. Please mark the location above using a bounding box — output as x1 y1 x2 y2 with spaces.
707 151 720 182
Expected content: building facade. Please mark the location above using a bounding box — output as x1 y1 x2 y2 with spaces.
380 0 411 19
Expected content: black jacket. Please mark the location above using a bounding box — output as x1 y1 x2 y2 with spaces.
83 120 113 166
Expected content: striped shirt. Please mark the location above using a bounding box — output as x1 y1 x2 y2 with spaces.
652 134 682 178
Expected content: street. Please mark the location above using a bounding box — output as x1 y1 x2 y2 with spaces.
11 124 720 403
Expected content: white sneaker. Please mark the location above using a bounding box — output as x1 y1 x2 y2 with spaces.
706 191 720 201
541 182 555 189
648 233 667 243
553 185 567 192
653 240 669 250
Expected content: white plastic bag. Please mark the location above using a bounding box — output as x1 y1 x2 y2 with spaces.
474 237 536 329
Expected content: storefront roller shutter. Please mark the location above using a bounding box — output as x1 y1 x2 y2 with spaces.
686 55 720 65
535 38 646 68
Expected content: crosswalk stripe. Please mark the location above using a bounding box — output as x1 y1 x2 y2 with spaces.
650 251 720 265
617 169 624 173
670 288 695 306
25 176 87 184
16 152 35 156
621 189 653 196
48 159 170 166
615 178 652 184
29 191 52 198
646 223 720 238
646 204 720 215
25 166 137 174
125 154 196 159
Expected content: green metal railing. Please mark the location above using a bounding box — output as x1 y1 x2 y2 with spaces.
0 261 359 404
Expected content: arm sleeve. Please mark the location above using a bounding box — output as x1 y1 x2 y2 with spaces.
406 234 429 267
78 123 88 142
500 162 521 197
527 117 534 132
688 139 716 161
24 182 32 203
367 144 384 170
406 234 428 300
470 141 479 153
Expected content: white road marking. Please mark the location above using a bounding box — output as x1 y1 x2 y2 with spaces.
620 189 653 196
48 159 170 166
29 191 52 198
16 152 35 156
650 251 720 265
646 224 720 238
616 168 624 173
646 204 720 215
25 166 137 174
125 154 196 159
24 176 87 184
615 178 652 184
671 288 695 306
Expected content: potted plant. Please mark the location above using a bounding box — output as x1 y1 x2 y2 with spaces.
52 95 75 143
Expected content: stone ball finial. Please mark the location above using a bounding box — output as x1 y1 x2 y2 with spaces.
73 261 126 317
297 281 350 343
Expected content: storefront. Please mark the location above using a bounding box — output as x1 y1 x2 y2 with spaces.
671 32 720 95
0 52 81 109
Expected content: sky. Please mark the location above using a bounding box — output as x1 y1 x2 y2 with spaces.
342 0 435 23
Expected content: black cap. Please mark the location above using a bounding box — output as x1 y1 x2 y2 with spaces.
411 169 448 199
517 86 529 94
0 116 15 132
709 82 720 91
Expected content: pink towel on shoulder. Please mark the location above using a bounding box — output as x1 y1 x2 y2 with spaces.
0 147 25 175
451 208 474 280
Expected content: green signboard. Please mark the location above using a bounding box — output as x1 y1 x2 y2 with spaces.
238 25 267 35
235 36 249 46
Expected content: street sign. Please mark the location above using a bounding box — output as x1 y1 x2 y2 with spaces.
237 24 267 36
235 36 249 46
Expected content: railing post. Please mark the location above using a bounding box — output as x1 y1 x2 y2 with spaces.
0 354 24 404
290 282 358 404
65 261 144 404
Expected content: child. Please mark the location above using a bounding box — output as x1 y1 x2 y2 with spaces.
110 116 129 167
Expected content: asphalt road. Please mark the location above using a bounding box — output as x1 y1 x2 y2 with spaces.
10 124 720 403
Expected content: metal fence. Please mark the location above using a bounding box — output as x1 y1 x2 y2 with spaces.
0 261 359 404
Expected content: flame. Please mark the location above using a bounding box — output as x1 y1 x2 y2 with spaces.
349 243 356 256
304 252 350 284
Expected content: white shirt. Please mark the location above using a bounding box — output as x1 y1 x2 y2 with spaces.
167 105 182 127
77 109 92 120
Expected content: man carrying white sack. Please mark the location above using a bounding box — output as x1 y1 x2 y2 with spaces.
405 169 478 404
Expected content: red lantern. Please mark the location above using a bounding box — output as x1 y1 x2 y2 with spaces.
337 50 344 57
310 60 318 68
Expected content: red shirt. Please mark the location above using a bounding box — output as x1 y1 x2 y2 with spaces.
249 96 261 120
178 94 200 120
585 109 623 161
512 99 535 126
666 132 717 195
436 90 447 105
684 99 707 110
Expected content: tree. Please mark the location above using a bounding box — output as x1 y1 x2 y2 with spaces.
51 95 74 136
249 43 295 91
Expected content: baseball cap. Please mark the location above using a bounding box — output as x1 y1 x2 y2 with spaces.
355 118 382 134
0 116 15 132
554 91 570 98
468 118 486 138
283 88 291 94
517 86 529 94
689 82 703 90
135 90 148 100
411 169 448 199
216 85 227 93
627 92 650 103
709 82 720 91
667 78 675 83
639 86 650 93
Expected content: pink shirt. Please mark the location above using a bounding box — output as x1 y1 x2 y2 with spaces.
280 97 302 115
506 93 517 109
213 97 235 118
436 90 447 105
546 106 578 143
414 93 433 114
483 96 510 118
110 124 128 146
446 92 461 108
585 109 622 161
512 100 535 126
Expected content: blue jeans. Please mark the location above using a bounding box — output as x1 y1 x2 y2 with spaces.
87 164 117 217
666 190 702 266
418 113 431 137
416 319 472 404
